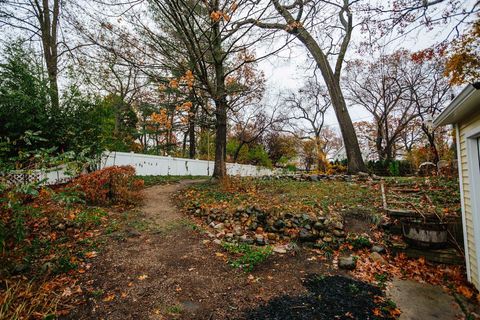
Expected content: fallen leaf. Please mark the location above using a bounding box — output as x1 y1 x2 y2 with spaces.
373 308 382 317
138 274 148 280
84 251 97 259
457 285 473 299
103 293 115 302
62 287 72 297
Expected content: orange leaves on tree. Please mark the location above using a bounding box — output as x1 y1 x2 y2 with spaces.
180 70 195 88
210 10 230 22
444 21 480 85
169 79 179 89
151 109 169 126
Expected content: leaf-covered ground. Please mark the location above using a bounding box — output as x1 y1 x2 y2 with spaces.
1 175 474 320
178 176 460 221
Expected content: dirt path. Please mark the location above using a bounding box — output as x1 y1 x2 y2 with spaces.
142 180 203 228
66 181 327 320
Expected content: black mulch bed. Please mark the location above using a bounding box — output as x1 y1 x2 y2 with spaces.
243 275 396 320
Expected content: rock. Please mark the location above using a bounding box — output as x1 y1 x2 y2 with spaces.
357 171 369 177
274 219 285 229
371 245 386 254
240 235 254 245
215 231 225 238
213 239 222 245
273 246 287 254
313 221 325 230
214 223 225 230
207 232 216 238
323 236 333 243
338 256 356 270
65 220 75 228
267 233 277 240
302 213 311 221
236 206 245 212
333 221 344 230
225 233 234 239
256 212 267 222
317 216 327 223
298 228 317 242
56 223 66 231
209 221 216 228
255 235 266 246
194 209 201 216
234 226 243 236
202 239 211 244
127 229 141 237
332 229 345 237
371 174 381 180
369 252 387 265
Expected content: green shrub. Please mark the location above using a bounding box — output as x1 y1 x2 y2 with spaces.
348 236 372 250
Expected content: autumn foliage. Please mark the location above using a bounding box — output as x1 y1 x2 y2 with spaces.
69 166 144 206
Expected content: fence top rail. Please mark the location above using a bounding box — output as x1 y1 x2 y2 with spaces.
103 151 273 171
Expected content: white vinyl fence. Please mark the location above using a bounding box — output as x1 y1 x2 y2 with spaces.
1 165 74 187
100 151 275 177
1 152 276 186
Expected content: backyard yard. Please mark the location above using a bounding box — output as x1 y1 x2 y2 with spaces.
1 0 478 318
1 169 478 319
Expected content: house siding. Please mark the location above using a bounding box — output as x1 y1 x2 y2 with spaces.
459 111 480 288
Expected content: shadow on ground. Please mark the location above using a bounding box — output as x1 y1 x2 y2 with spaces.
244 274 394 320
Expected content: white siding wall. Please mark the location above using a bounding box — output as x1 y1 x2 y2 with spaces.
459 112 480 288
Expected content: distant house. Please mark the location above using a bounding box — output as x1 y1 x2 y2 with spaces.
433 83 480 289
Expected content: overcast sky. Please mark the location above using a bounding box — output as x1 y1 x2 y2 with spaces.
255 6 469 132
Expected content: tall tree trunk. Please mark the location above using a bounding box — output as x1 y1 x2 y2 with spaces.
315 136 326 172
213 98 227 178
422 124 439 164
38 0 60 111
189 109 196 159
211 3 227 179
295 29 366 173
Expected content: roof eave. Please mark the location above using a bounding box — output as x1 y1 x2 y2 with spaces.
433 84 479 127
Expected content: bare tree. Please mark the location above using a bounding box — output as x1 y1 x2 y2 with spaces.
408 50 451 163
230 103 287 162
242 0 367 173
284 79 330 171
345 51 419 162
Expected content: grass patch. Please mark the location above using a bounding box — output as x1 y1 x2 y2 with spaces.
222 242 273 272
139 175 207 187
179 178 383 217
166 304 183 314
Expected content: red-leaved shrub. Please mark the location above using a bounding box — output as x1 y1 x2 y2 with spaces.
69 166 144 205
